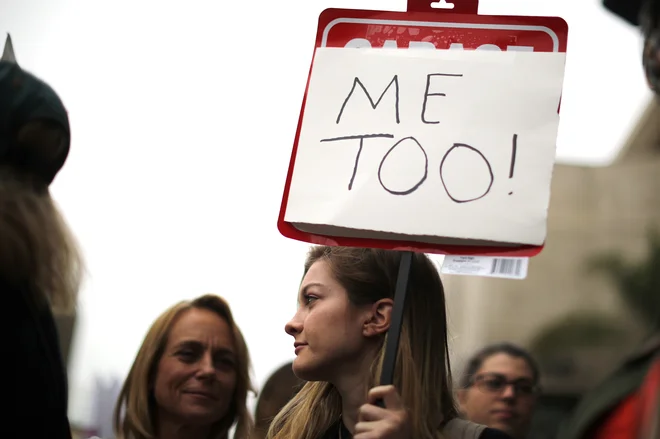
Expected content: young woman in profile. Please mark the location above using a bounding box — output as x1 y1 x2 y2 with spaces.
267 246 512 439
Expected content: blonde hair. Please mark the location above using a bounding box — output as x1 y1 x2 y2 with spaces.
114 294 255 439
0 162 83 313
267 247 458 439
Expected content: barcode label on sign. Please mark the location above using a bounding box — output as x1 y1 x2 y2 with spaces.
441 256 529 279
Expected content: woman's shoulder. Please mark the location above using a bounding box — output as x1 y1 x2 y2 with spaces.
442 418 512 439
479 427 513 439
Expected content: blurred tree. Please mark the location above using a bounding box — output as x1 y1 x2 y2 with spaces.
527 312 631 438
529 311 632 389
586 228 660 333
556 231 660 439
530 312 630 355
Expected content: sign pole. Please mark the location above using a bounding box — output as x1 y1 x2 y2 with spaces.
377 250 413 406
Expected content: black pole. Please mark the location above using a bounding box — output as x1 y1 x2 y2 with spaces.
376 250 413 407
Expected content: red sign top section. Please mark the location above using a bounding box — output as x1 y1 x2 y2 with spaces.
407 0 479 15
317 9 568 53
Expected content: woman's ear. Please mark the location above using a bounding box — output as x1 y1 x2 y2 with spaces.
362 298 394 337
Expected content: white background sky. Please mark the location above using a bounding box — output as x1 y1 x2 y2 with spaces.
2 0 652 427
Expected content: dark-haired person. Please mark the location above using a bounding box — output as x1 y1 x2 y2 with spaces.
560 2 660 438
1 36 84 439
604 0 660 94
458 343 540 439
251 362 305 439
559 233 660 439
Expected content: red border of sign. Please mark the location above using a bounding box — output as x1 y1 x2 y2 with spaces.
278 8 568 257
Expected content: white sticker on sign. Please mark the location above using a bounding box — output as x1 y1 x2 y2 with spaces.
441 255 529 279
284 47 566 248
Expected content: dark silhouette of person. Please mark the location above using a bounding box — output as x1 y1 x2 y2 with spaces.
1 34 84 439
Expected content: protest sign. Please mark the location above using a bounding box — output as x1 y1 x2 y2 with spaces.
285 47 565 247
278 7 568 257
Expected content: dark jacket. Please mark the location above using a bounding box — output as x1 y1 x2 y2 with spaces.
558 335 660 439
7 280 72 439
322 420 512 439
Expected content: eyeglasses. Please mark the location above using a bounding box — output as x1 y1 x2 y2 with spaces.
470 373 539 397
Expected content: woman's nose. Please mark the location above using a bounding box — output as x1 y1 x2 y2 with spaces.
285 313 303 336
196 353 216 378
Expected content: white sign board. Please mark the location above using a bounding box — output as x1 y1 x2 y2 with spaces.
284 47 566 247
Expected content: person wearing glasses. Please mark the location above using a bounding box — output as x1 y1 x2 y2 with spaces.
458 343 540 439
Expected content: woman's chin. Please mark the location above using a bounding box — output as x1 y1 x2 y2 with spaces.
176 407 224 426
291 357 325 382
293 357 331 382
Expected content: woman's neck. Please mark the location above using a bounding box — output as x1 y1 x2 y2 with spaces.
335 375 368 434
332 351 377 434
157 416 210 439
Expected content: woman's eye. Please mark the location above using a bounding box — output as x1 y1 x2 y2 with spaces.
212 356 236 370
303 294 318 305
177 351 196 361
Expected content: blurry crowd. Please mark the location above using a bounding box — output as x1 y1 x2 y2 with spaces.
71 284 659 439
